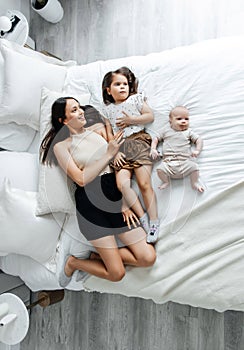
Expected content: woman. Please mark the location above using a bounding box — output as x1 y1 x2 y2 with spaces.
40 97 156 287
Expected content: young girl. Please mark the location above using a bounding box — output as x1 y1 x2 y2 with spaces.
101 67 160 243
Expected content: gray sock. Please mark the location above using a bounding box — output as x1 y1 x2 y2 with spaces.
139 213 149 232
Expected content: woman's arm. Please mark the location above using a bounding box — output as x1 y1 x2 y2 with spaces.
54 132 124 187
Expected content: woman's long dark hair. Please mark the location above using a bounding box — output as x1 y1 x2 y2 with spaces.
102 66 138 105
40 97 105 166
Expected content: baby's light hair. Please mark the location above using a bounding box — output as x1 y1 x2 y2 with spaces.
169 106 189 119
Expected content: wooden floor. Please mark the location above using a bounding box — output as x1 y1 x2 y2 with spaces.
20 1 244 349
21 290 244 350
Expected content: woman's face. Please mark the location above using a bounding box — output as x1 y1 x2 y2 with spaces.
107 74 129 103
64 99 86 130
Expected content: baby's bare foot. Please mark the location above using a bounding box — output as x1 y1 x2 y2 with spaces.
192 183 205 193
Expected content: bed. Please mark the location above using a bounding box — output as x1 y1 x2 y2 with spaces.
0 35 243 313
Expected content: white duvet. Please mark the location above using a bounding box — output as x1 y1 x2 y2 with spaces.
1 36 244 312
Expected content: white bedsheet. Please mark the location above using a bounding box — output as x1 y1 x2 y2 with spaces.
1 36 244 312
64 35 244 311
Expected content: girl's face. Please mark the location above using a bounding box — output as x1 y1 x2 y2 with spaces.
107 74 129 103
64 99 86 130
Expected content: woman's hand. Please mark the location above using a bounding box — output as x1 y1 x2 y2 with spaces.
113 151 126 167
106 130 124 158
122 207 140 229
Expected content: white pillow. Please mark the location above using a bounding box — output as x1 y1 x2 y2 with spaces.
0 179 63 264
0 123 37 151
35 87 91 215
0 151 38 191
0 46 67 130
0 39 76 151
0 39 76 67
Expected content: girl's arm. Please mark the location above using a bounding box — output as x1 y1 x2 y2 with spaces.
104 118 115 141
116 101 154 127
54 132 124 187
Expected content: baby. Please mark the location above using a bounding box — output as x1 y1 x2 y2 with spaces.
150 106 204 192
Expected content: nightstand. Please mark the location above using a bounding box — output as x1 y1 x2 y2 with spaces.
0 10 29 46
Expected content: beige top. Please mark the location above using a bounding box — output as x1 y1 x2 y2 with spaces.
156 122 199 160
70 130 111 175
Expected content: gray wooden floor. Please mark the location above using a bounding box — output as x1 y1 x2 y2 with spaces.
21 290 244 350
21 1 244 349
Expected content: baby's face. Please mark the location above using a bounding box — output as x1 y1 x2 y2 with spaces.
170 107 189 131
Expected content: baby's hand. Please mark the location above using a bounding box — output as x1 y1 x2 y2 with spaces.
191 150 200 158
150 148 160 160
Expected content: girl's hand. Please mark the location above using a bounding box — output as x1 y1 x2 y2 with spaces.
107 130 124 158
114 151 126 167
116 111 132 128
150 148 160 160
122 208 140 229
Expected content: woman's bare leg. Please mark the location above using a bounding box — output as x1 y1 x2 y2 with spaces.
118 227 156 267
90 228 156 267
64 236 126 282
64 228 156 282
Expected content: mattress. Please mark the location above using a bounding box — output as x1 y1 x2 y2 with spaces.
0 36 243 312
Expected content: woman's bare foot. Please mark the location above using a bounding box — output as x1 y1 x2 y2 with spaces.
64 255 76 277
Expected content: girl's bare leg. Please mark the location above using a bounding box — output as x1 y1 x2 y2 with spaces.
135 166 160 243
135 165 158 220
115 168 145 218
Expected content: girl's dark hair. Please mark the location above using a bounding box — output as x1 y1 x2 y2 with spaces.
102 66 138 105
40 97 104 166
